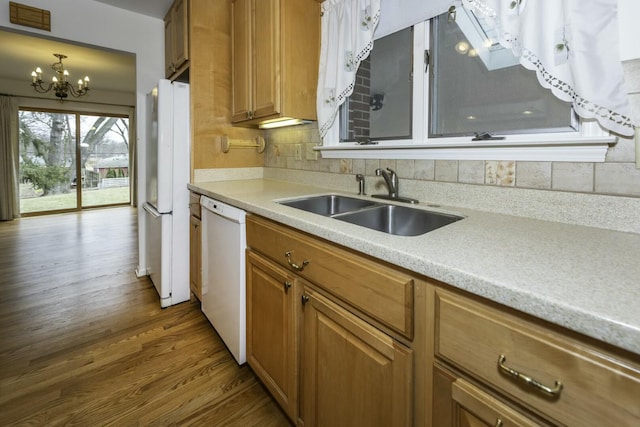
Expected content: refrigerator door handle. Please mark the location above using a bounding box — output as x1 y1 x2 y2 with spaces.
143 202 161 218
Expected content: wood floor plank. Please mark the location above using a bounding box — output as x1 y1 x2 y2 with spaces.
0 207 290 426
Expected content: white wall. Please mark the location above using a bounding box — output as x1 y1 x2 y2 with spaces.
0 0 163 166
0 0 164 273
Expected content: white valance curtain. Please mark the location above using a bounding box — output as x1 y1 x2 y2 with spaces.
317 0 635 140
317 0 381 138
463 0 635 137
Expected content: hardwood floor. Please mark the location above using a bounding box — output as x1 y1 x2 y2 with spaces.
0 207 290 426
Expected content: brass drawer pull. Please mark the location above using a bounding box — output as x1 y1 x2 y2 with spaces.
498 355 563 397
284 251 310 272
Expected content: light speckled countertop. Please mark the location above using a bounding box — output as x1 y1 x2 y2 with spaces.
189 179 640 355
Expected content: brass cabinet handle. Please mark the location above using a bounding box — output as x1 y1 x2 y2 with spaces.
283 280 292 293
301 294 310 305
284 251 309 272
495 419 503 427
498 355 563 397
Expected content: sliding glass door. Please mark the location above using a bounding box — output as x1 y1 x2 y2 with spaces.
79 114 130 208
18 109 130 215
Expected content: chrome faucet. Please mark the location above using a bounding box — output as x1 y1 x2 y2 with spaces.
376 168 398 198
372 167 419 204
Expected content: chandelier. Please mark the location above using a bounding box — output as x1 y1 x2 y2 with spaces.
30 53 90 101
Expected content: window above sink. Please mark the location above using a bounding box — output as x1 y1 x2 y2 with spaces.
318 14 615 162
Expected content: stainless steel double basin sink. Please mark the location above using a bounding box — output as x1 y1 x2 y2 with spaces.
278 194 463 236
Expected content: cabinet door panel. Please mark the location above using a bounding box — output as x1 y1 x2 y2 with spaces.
164 13 174 77
433 366 545 427
301 289 412 427
189 215 201 300
452 379 541 427
252 0 280 119
246 250 298 421
231 0 253 122
172 0 188 66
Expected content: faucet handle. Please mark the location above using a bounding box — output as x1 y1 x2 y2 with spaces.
355 174 366 195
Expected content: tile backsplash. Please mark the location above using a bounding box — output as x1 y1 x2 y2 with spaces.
264 59 640 198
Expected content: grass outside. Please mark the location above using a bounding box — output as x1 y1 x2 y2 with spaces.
20 185 130 213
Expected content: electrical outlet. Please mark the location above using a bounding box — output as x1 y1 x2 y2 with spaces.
294 144 302 160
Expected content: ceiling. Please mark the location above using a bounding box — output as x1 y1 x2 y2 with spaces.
94 0 173 19
0 0 172 100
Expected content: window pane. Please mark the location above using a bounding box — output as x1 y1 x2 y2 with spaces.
340 27 413 141
430 10 575 137
80 115 130 207
19 111 77 213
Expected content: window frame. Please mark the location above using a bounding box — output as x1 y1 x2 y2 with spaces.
317 21 615 162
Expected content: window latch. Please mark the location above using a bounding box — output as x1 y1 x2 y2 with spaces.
472 132 506 141
355 137 378 145
447 6 457 23
424 50 430 73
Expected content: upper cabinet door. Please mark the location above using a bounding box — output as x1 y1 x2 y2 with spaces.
164 11 174 77
231 0 319 126
172 0 188 67
252 0 280 120
231 0 253 122
164 0 189 80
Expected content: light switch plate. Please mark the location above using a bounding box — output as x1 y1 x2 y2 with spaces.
294 144 302 161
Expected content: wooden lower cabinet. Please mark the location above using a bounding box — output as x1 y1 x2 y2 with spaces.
246 250 300 422
189 214 202 300
300 288 413 427
433 366 545 427
189 192 201 301
431 285 640 427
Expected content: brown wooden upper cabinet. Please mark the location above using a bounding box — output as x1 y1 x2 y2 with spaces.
164 0 189 80
231 0 320 126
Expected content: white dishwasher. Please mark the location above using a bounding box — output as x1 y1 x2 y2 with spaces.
200 195 247 364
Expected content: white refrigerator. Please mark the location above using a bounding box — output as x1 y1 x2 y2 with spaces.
142 79 190 308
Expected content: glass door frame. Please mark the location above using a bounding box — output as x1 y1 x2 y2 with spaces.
18 106 133 217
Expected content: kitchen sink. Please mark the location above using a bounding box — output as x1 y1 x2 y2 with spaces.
334 204 463 236
278 194 379 216
278 194 464 236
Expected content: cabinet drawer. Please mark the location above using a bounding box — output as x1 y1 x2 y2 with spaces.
247 215 414 339
189 192 201 218
435 288 640 426
452 377 541 427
